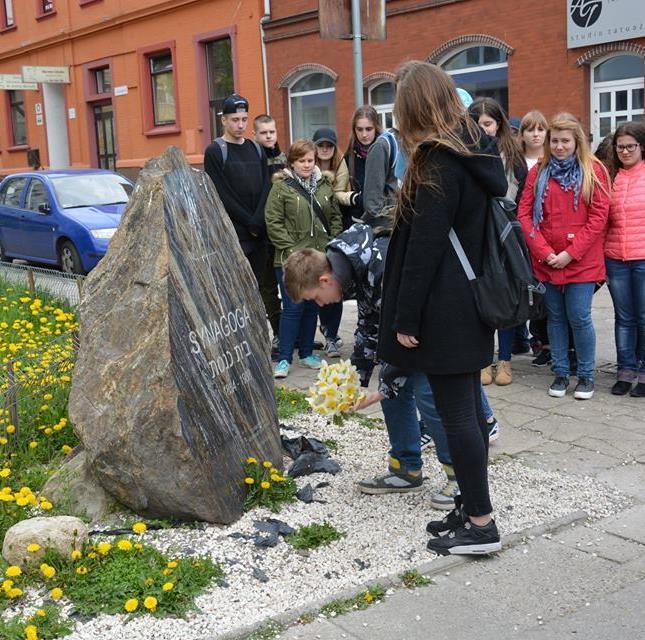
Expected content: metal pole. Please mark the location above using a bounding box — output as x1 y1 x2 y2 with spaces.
351 0 363 108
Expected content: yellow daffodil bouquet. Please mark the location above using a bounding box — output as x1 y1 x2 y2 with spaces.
306 360 365 423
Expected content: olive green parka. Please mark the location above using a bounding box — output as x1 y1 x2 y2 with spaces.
265 166 343 266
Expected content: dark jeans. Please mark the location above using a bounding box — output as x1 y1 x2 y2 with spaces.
545 282 596 379
427 371 491 517
260 245 281 337
275 267 318 363
240 240 267 288
497 327 514 361
606 258 645 381
318 302 343 341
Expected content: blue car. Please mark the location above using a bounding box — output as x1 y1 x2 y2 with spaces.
0 169 132 274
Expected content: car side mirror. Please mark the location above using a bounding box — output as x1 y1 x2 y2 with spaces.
38 203 51 214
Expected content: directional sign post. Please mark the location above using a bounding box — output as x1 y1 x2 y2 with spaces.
0 74 38 91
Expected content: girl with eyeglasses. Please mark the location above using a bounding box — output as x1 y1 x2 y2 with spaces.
605 121 645 397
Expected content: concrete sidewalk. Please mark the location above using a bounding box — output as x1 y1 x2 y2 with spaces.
273 287 645 640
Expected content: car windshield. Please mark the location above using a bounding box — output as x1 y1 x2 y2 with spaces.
50 174 133 209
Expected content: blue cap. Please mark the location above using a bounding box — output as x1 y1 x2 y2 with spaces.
456 88 473 109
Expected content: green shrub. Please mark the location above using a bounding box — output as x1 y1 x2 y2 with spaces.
286 522 345 550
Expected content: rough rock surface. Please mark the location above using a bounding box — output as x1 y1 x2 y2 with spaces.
42 450 119 523
2 516 88 566
68 147 282 524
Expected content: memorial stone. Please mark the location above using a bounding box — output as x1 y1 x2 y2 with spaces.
68 147 282 524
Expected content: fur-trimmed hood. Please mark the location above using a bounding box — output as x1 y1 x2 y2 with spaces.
271 165 335 184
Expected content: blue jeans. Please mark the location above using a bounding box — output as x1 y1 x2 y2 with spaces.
606 258 645 381
381 372 494 470
497 327 514 361
545 282 596 379
276 267 318 363
318 302 343 341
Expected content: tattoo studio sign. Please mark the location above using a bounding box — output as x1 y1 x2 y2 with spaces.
567 0 645 48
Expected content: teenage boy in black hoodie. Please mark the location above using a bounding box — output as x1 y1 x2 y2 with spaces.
253 114 286 355
204 94 269 286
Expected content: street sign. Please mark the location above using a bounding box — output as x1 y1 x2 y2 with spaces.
319 0 386 40
0 74 38 90
22 65 70 84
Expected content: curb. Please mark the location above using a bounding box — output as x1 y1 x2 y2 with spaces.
213 509 589 640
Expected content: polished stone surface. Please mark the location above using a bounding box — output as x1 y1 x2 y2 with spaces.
69 147 281 524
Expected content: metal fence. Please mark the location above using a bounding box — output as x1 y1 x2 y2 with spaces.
0 262 85 306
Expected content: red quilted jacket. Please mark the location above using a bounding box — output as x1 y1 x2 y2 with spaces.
517 161 610 285
605 160 645 262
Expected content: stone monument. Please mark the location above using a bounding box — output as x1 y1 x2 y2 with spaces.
68 147 282 524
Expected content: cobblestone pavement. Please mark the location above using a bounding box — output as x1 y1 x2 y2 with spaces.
273 286 645 640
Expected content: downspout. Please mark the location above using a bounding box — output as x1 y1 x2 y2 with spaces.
260 0 271 114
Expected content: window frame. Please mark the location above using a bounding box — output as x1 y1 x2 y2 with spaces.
0 177 29 208
36 0 57 20
5 90 29 151
25 178 51 214
368 81 395 130
137 41 181 136
1 0 16 32
287 72 336 144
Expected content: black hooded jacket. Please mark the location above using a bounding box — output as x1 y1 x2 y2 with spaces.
377 132 507 375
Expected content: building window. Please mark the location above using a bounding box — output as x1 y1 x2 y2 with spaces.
369 82 395 129
441 45 509 113
8 90 27 146
289 73 336 142
94 66 111 95
591 55 644 146
149 53 176 126
42 1 54 12
205 37 233 139
2 0 14 28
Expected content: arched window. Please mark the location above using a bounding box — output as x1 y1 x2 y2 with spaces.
591 55 644 145
289 73 336 142
441 45 509 112
368 81 395 129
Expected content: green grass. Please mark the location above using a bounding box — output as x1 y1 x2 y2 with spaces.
319 584 386 617
243 459 298 513
244 622 286 640
0 605 73 640
274 386 309 420
286 522 345 550
400 569 433 588
345 412 384 430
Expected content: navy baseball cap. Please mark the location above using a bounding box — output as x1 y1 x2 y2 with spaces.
221 94 249 115
313 128 337 146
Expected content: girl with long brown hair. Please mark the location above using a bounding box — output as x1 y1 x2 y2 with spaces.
517 113 610 400
378 60 507 555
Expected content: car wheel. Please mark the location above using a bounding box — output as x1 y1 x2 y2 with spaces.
59 241 86 275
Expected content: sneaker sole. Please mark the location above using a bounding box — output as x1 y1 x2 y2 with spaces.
429 499 457 511
274 372 288 379
488 431 499 442
548 388 567 397
324 351 341 358
574 390 594 400
357 484 423 495
429 540 502 556
299 363 322 370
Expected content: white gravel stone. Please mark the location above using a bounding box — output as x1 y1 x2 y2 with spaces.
36 413 628 640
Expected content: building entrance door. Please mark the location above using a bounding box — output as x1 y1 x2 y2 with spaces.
93 102 117 171
591 55 644 148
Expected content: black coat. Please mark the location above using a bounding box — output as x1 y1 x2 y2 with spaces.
377 134 507 375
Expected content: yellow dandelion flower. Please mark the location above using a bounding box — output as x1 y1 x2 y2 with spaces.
117 540 133 551
364 591 374 603
244 477 255 485
0 468 10 478
262 461 272 468
62 445 72 454
124 598 138 612
8 587 23 598
5 566 21 578
71 550 82 561
143 596 158 611
132 522 147 535
246 457 257 464
97 542 112 555
25 624 38 640
6 425 15 434
87 552 97 559
75 566 88 575
35 609 46 617
260 481 271 489
166 561 178 569
29 441 38 449
40 501 53 510
43 393 53 401
162 582 174 591
40 564 56 579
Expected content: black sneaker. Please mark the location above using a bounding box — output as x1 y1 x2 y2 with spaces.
574 378 594 400
487 417 500 442
426 518 501 555
420 432 435 451
532 349 552 367
630 382 645 397
426 496 465 537
611 380 632 396
548 376 570 397
357 471 423 495
511 341 530 355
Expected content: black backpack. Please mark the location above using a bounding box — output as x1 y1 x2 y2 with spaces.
449 197 545 330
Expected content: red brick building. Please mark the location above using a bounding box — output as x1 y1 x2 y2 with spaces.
263 0 645 150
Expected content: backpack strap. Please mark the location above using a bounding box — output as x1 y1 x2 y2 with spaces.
448 228 476 281
380 130 399 172
214 138 263 165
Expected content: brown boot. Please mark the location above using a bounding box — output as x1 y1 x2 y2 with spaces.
495 360 512 386
481 365 493 385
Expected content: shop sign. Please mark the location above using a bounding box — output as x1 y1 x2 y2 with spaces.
568 0 645 48
0 74 38 90
22 66 70 84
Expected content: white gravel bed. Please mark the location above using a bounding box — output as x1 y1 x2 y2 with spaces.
58 413 627 640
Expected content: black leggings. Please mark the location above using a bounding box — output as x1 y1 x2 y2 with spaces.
426 371 492 517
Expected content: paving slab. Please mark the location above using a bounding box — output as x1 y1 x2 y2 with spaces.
554 524 645 564
278 619 361 640
600 504 645 545
596 463 645 502
519 442 621 476
490 425 548 457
